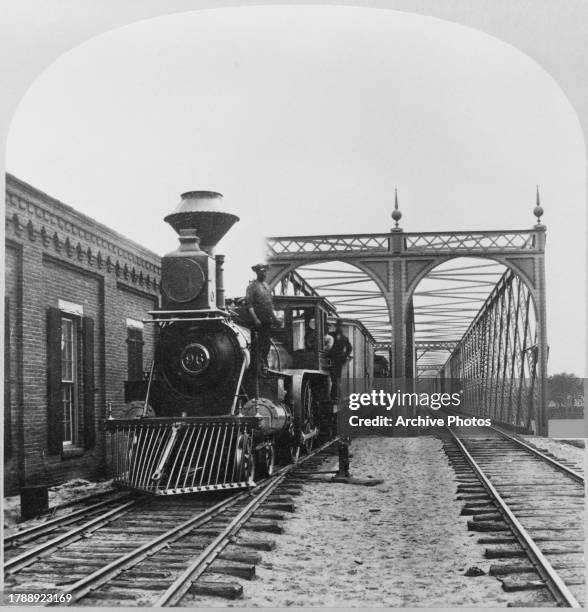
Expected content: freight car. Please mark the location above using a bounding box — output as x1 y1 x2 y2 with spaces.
332 318 376 399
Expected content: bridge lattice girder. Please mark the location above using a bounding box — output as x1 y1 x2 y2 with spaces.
442 268 539 430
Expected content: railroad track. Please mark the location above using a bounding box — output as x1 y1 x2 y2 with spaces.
3 439 338 606
441 422 585 607
4 491 138 559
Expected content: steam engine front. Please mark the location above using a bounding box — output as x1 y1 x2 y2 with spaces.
106 191 337 495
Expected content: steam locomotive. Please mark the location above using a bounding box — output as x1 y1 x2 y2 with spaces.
106 191 339 495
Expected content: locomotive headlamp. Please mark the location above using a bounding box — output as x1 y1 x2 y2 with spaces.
180 343 211 375
162 256 206 303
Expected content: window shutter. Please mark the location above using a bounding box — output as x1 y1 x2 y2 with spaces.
82 316 95 449
46 307 63 454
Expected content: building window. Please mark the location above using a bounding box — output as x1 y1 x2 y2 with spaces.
47 305 95 455
127 326 144 381
61 316 80 446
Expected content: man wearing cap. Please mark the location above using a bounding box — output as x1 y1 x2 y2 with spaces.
246 263 279 371
327 320 353 400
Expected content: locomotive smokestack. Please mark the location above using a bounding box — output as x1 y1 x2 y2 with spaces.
177 228 202 252
161 191 239 312
164 191 239 255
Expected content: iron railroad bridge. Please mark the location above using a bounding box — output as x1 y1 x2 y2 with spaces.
265 195 548 435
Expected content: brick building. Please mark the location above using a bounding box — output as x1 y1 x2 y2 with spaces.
4 174 161 495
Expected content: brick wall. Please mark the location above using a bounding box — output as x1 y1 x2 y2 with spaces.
4 173 161 494
4 242 23 493
106 282 157 418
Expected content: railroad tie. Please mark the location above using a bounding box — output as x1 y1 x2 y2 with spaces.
188 580 243 600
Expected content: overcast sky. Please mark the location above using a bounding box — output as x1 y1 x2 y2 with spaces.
5 6 586 374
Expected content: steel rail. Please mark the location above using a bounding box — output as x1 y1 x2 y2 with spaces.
3 492 133 548
57 488 255 605
155 438 339 607
3 498 143 574
489 425 584 484
447 428 581 608
441 408 584 484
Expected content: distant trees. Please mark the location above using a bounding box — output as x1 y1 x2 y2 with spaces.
547 373 583 409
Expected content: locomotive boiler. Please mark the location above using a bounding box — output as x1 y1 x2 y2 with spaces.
106 191 337 495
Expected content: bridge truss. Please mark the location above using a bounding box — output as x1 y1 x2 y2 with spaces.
441 268 539 431
266 215 548 434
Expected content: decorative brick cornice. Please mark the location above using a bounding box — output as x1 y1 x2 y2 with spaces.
5 173 161 293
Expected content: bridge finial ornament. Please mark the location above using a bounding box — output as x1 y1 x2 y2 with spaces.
391 187 402 231
533 185 544 225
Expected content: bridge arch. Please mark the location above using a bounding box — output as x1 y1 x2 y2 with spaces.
267 258 389 298
409 255 541 430
407 256 537 367
404 254 540 320
267 259 392 345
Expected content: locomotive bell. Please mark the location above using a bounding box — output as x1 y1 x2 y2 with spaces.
161 191 239 310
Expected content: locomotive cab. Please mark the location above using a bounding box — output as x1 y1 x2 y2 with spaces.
271 295 337 372
260 295 338 454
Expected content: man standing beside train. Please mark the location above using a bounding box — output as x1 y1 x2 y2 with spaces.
328 320 353 401
246 263 280 373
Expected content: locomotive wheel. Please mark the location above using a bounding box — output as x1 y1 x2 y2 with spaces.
234 435 245 473
300 381 315 454
256 444 276 477
264 444 275 476
244 447 256 485
282 423 300 463
237 434 256 485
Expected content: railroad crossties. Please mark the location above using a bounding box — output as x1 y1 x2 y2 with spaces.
3 433 584 606
97 431 579 608
443 426 584 607
3 441 338 605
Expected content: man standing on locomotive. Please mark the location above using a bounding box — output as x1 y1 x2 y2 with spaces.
327 320 353 401
246 263 280 372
